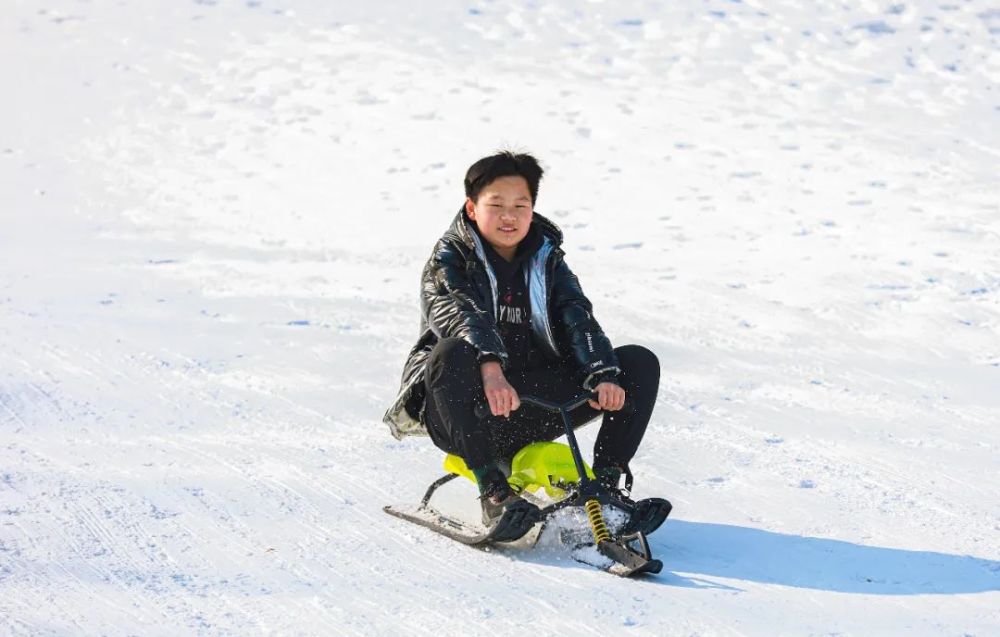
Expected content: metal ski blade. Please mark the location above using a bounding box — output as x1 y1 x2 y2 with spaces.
568 540 662 577
384 501 540 546
598 538 663 577
384 504 493 545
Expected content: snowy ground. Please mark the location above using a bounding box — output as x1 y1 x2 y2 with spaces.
2 0 999 635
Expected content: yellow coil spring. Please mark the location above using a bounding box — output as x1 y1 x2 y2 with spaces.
584 498 611 544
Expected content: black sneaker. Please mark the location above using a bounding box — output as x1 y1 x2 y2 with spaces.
480 496 541 542
479 468 516 527
477 468 541 542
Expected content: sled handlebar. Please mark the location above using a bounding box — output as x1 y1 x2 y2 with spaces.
474 392 633 420
475 391 636 500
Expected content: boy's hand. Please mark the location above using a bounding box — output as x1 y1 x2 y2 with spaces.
481 361 520 418
589 382 626 411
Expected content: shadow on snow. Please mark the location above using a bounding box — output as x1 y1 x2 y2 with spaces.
646 520 1000 595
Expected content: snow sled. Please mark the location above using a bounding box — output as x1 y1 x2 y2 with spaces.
384 393 672 578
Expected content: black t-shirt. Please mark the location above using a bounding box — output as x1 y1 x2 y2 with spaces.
476 224 545 372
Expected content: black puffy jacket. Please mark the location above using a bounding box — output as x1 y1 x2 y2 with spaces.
383 209 619 439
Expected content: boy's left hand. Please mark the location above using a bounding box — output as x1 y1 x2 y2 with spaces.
589 382 626 411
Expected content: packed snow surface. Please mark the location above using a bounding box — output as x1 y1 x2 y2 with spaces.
2 0 999 635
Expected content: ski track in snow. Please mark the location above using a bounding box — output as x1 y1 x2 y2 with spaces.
2 0 999 635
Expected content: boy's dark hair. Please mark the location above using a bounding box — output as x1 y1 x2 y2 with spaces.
464 151 544 204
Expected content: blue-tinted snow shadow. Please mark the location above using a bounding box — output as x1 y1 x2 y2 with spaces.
650 520 1000 595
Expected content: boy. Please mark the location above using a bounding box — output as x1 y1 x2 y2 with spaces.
384 151 660 526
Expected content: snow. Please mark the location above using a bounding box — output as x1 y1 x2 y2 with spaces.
2 0 998 634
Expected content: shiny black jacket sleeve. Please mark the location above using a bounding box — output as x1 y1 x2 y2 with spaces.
420 240 508 365
549 252 621 389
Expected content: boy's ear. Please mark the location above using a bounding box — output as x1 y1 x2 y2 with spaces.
464 197 476 221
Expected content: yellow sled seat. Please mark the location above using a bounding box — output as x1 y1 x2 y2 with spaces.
443 441 595 499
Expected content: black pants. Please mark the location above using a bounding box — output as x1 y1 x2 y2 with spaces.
423 337 659 471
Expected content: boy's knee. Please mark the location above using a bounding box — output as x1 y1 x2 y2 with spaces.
614 344 660 380
429 337 479 368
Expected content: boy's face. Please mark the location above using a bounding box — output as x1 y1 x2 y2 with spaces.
465 175 533 258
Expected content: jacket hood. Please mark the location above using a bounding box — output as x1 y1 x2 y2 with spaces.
446 207 564 249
